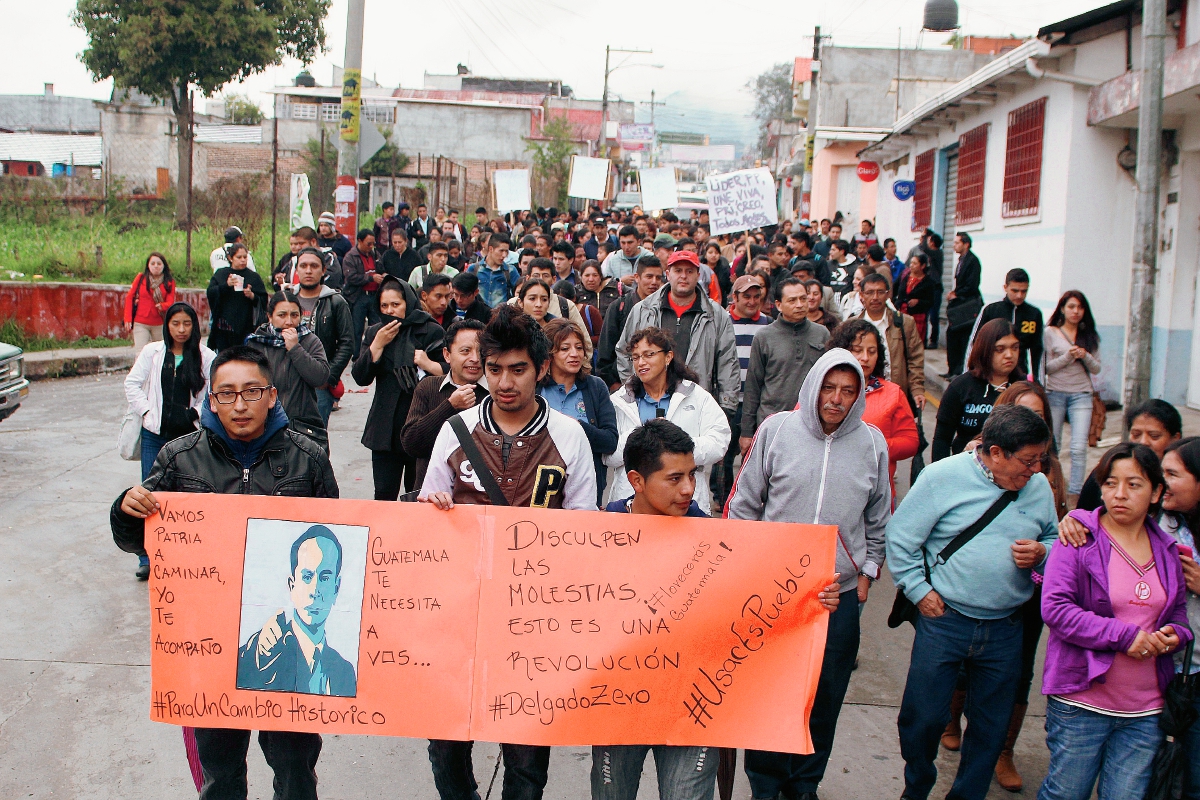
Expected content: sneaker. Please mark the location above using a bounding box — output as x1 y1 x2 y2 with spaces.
136 554 150 581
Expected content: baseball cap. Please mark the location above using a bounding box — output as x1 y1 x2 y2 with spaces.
653 233 679 248
666 250 700 268
224 226 243 243
733 274 766 294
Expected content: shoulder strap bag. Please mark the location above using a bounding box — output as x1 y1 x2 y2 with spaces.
449 415 509 506
887 489 1019 628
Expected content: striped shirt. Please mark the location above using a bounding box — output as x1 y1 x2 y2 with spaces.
730 312 772 401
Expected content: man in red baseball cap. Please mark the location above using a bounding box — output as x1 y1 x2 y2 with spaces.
614 245 741 455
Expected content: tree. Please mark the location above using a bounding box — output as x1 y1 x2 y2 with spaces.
225 94 264 125
301 128 338 215
525 115 578 210
746 62 796 156
73 0 329 228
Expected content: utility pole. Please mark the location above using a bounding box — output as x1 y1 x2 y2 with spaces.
799 26 822 221
335 0 366 238
1123 0 1167 410
599 46 654 158
641 90 667 167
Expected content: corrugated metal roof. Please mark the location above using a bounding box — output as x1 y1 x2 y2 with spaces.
0 132 102 169
195 124 263 144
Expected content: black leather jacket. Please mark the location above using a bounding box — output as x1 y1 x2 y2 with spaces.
110 427 339 554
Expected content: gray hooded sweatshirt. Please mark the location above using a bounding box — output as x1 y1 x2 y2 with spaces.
727 349 891 593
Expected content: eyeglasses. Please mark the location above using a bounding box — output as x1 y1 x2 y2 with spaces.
1009 452 1044 471
211 386 273 404
631 350 665 363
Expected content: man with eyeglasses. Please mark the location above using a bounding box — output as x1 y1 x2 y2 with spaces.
887 404 1058 800
849 272 925 410
110 345 339 799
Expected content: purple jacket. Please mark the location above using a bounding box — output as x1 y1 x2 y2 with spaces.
1041 507 1193 696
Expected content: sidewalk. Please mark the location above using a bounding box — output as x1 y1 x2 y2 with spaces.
22 344 137 380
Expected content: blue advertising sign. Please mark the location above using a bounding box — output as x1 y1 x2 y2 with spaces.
892 180 916 201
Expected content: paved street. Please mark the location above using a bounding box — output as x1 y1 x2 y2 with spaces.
1 372 1051 799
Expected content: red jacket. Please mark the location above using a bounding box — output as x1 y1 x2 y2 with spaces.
124 273 177 326
861 377 919 500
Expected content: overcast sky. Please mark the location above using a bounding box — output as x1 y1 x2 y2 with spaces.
7 0 1104 144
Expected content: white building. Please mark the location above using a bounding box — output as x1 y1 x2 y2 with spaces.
863 0 1198 404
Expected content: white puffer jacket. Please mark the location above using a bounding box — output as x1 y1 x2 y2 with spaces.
124 341 215 435
604 380 730 506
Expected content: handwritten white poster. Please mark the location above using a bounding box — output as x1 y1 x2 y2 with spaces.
704 167 779 235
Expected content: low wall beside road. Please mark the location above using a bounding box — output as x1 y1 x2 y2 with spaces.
0 280 210 340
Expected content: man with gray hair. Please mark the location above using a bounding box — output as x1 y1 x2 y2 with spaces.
728 348 891 799
887 404 1058 800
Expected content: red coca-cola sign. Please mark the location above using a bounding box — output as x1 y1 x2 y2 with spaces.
856 161 880 182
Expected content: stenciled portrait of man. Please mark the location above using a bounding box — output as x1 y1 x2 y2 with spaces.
236 523 365 697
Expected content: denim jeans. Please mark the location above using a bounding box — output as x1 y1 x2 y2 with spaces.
745 588 860 798
428 740 550 800
1037 697 1162 800
1047 390 1093 494
140 427 170 483
590 745 718 800
349 294 372 359
897 607 1023 800
193 727 321 800
1186 695 1200 800
315 387 334 428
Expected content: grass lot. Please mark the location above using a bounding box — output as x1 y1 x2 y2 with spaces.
0 214 291 289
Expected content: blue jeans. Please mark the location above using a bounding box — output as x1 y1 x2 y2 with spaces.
897 607 1023 800
349 294 372 359
427 740 550 800
1047 390 1093 494
140 427 169 483
1186 694 1200 800
1037 697 1161 800
591 745 718 800
744 588 860 798
315 387 334 427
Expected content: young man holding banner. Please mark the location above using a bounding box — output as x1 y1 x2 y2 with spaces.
596 419 843 800
419 304 597 800
110 346 340 799
727 349 890 800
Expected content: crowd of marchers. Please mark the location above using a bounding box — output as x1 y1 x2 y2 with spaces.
110 202 1199 800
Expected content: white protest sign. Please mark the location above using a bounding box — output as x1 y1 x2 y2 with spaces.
492 169 531 212
704 167 779 235
639 167 678 212
567 155 611 200
289 174 315 230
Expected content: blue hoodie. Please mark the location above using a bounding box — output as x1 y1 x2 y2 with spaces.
605 496 710 518
200 399 290 469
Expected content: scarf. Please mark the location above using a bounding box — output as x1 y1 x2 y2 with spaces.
245 323 313 348
146 272 167 305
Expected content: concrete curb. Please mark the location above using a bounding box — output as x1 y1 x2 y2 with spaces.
22 346 136 381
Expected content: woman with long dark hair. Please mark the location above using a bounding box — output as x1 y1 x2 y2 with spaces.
932 318 1022 461
352 278 446 500
1040 444 1191 800
206 241 268 352
122 302 214 577
1044 290 1102 495
538 318 618 506
605 326 729 506
123 252 177 354
894 252 939 344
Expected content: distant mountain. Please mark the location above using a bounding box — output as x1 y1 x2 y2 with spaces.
633 88 757 157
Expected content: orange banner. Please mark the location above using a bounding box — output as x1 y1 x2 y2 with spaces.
147 494 835 753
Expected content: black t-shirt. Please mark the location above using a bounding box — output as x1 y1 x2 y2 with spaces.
932 373 1006 461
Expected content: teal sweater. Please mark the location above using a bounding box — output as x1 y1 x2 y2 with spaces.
886 451 1058 620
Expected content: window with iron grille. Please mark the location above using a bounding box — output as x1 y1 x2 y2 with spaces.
290 103 317 121
956 124 988 225
362 104 395 124
1002 97 1047 218
321 103 341 122
912 149 935 232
